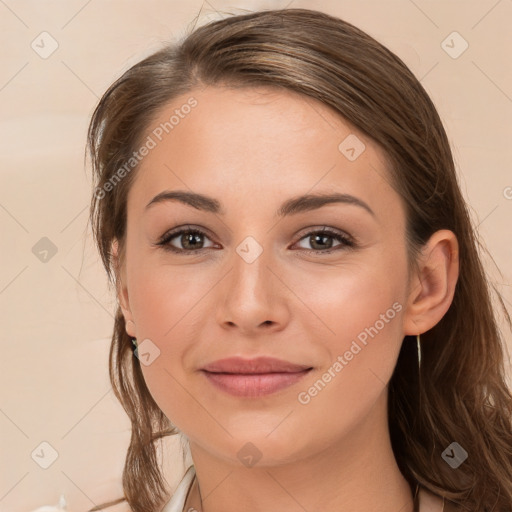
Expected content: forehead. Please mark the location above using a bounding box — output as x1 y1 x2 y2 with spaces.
127 85 403 222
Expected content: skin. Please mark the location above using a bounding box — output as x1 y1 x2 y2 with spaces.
113 85 459 512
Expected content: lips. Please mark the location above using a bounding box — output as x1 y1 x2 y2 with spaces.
200 356 313 397
201 356 312 374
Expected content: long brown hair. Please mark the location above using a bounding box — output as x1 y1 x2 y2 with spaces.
86 8 512 511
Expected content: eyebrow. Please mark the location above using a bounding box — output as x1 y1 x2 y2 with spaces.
145 190 375 218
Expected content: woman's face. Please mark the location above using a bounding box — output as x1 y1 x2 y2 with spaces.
117 85 413 466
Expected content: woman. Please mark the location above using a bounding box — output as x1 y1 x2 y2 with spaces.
86 8 512 512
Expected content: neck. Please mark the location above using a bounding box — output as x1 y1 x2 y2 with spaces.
184 391 415 512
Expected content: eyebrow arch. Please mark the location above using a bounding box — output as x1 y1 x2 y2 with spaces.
145 190 375 218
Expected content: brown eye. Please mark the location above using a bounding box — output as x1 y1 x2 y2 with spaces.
157 227 215 253
294 228 355 254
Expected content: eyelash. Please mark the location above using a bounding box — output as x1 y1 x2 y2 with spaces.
155 225 356 255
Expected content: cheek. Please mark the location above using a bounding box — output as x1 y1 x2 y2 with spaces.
127 261 215 428
288 254 406 402
127 254 211 340
290 250 407 394
292 252 406 348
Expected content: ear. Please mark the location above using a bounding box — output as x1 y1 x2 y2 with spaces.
403 229 459 335
111 239 136 338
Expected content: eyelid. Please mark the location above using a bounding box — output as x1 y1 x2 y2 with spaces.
294 226 355 244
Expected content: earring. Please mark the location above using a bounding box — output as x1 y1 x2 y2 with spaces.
416 334 422 369
131 338 138 351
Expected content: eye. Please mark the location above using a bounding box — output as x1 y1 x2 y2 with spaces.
155 226 216 254
293 227 355 254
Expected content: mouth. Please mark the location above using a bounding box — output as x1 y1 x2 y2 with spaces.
200 356 313 397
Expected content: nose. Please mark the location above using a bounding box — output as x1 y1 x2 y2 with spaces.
215 241 290 336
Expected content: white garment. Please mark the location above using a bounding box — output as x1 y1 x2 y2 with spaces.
161 465 196 512
161 465 445 512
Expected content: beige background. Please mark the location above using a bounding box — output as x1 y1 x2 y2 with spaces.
1 1 511 510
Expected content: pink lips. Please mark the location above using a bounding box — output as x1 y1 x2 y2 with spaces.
201 356 313 397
